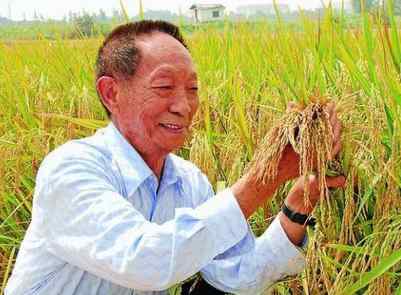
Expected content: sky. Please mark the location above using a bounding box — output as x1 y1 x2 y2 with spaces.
0 0 337 21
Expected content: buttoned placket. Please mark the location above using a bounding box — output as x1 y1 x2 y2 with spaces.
146 175 159 222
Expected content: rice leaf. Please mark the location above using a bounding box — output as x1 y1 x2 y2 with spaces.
384 103 394 136
119 0 130 23
139 0 144 20
341 248 401 294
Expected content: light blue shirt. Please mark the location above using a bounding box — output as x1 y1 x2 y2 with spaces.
5 122 305 295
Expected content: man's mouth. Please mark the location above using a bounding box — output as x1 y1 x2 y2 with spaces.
159 123 185 133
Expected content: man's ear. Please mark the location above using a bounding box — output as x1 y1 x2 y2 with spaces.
96 76 119 114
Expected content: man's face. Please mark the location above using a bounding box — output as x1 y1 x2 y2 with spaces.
112 32 199 157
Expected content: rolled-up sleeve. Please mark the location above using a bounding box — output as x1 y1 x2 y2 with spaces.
35 155 249 291
201 189 306 295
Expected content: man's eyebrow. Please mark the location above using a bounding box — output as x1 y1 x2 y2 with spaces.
148 70 174 84
152 69 174 76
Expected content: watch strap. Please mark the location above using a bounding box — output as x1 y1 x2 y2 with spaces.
282 203 316 227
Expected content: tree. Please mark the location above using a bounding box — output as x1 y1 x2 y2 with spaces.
0 16 11 24
383 0 401 14
33 10 39 21
112 9 123 21
351 0 380 13
72 12 95 37
97 9 108 22
396 0 401 14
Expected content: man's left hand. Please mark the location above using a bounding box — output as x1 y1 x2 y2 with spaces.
279 174 346 246
285 174 346 215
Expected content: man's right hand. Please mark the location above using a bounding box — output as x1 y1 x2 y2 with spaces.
231 169 282 219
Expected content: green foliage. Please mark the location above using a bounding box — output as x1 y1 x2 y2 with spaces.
341 248 401 294
0 21 76 40
119 0 130 23
139 0 144 20
72 13 96 37
385 0 401 15
351 0 381 13
352 0 401 15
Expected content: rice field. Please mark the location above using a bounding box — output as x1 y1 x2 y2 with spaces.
1 5 401 295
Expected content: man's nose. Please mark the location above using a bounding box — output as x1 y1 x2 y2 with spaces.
169 89 191 118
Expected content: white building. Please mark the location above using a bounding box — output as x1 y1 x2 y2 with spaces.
236 3 290 17
189 4 225 23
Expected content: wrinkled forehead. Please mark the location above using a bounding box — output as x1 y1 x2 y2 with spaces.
135 32 196 75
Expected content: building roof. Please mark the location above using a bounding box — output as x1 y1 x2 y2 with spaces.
189 4 225 10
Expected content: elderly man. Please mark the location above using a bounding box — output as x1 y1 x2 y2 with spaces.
5 20 344 295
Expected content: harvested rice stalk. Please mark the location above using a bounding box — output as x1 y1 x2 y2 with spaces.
248 100 336 204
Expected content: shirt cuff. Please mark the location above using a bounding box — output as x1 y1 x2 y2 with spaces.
194 188 249 256
258 216 306 276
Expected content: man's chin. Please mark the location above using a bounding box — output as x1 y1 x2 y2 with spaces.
157 139 186 154
156 130 187 149
164 143 184 153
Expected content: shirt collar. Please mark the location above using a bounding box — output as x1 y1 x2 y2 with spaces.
162 153 184 188
103 122 183 196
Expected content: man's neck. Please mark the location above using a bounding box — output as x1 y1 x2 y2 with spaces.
112 119 167 180
141 152 166 180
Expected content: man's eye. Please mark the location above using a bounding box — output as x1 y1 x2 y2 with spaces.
190 87 198 91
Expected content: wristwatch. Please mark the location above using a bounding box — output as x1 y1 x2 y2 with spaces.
281 203 316 227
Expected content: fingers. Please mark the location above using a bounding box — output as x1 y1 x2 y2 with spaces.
326 102 342 158
286 175 346 213
306 175 346 190
326 102 335 125
306 175 345 204
305 174 346 193
287 101 297 112
326 101 335 118
325 101 336 127
332 119 341 141
331 118 342 157
326 175 346 189
332 140 342 157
